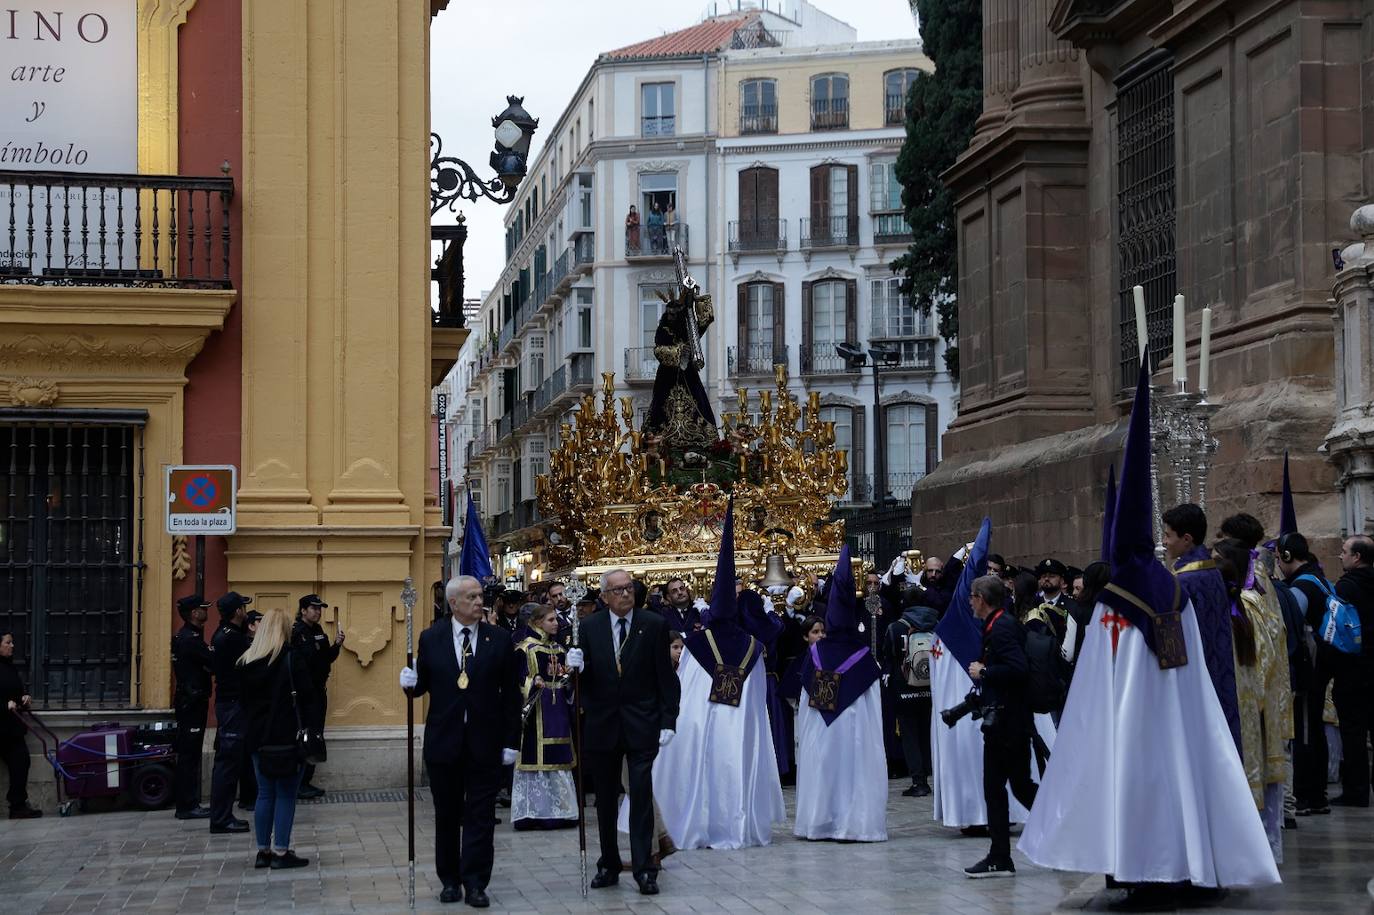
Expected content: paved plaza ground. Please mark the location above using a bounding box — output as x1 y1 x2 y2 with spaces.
1 781 1370 914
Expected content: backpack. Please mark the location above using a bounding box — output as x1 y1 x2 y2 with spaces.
1269 577 1310 692
1024 628 1066 714
1295 574 1363 655
900 626 934 694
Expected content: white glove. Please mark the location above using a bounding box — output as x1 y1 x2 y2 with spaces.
692 598 709 612
501 748 518 766
786 586 805 608
766 585 788 596
890 556 906 579
658 729 675 747
954 543 972 562
399 666 418 690
564 648 585 671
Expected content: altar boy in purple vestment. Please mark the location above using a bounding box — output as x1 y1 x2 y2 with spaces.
511 605 578 830
1163 502 1242 755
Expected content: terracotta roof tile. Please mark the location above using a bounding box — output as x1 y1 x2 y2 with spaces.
602 12 756 60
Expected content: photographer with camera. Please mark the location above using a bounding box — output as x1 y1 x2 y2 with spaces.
962 575 1037 878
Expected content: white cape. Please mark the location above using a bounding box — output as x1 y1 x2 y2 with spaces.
644 652 785 850
794 681 887 841
1018 599 1281 888
929 638 1055 827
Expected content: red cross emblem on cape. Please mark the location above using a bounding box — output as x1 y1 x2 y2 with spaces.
930 640 944 660
1100 610 1133 657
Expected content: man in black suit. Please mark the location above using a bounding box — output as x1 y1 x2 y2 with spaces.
564 568 680 896
400 575 521 908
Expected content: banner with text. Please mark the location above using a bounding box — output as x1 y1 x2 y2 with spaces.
2 3 138 277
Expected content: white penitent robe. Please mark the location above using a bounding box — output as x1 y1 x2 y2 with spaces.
929 638 1053 828
793 681 887 842
647 652 785 850
1018 600 1281 888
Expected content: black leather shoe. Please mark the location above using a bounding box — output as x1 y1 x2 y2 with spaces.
254 850 273 869
589 867 619 889
209 820 249 834
463 886 489 908
1332 794 1369 808
439 885 462 904
270 850 310 869
8 804 42 820
297 784 325 800
175 806 211 820
634 872 660 895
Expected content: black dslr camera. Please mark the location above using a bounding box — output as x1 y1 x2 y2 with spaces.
940 688 1002 734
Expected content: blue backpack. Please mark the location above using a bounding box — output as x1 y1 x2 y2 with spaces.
1295 574 1363 655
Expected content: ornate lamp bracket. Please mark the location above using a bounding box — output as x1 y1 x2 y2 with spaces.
430 132 516 214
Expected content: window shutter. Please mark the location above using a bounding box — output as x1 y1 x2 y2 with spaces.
759 167 779 224
737 283 750 354
851 406 866 500
739 169 758 226
802 280 814 371
844 278 858 343
809 165 828 228
772 282 786 360
925 403 939 476
845 164 859 241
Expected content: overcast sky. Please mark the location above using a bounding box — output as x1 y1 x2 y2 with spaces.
430 0 920 301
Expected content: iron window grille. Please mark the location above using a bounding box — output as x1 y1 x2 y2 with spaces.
0 408 148 709
1115 50 1176 389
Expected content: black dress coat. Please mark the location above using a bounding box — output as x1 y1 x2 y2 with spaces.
577 609 680 752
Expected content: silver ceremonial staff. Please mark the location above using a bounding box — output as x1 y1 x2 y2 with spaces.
401 576 418 909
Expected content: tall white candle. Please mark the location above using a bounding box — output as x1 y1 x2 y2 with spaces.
1172 294 1187 384
1133 285 1148 361
1199 306 1212 395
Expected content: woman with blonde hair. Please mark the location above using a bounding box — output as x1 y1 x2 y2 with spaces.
239 607 315 869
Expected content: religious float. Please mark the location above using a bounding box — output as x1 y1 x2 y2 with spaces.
535 248 863 606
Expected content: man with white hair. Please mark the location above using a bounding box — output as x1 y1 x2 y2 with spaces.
564 568 680 895
400 575 522 907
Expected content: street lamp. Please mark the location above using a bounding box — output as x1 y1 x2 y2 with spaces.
431 95 540 215
837 343 900 507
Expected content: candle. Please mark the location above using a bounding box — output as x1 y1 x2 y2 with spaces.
1199 306 1212 395
1132 285 1148 362
1172 294 1186 385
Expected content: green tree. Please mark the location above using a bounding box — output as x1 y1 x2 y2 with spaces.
891 0 982 376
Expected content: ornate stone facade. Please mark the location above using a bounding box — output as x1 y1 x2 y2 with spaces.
915 0 1358 562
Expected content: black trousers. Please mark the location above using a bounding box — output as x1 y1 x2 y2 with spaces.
1 732 31 810
1333 662 1373 803
172 698 208 813
301 689 327 788
588 746 656 876
983 731 1038 862
208 699 245 827
1297 649 1339 808
896 699 931 783
427 754 501 891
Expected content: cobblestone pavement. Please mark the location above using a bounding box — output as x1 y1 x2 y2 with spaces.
1 781 1370 913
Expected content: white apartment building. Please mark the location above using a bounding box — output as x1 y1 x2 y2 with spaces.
445 1 956 576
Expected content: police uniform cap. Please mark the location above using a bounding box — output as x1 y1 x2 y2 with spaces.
1035 558 1068 578
244 609 264 625
299 593 328 611
217 591 253 615
177 593 210 618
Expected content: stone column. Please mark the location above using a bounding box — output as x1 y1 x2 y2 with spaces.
1010 0 1084 124
972 0 1020 141
1325 205 1374 535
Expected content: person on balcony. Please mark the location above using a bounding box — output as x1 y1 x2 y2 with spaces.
663 202 677 250
625 205 640 254
647 201 665 254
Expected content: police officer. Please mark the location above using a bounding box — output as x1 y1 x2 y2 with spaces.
208 591 252 834
1032 558 1081 644
171 594 214 820
292 594 343 800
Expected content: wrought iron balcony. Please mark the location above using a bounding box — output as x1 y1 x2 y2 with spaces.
573 234 594 273
534 364 567 413
740 102 778 135
873 212 913 245
552 249 570 293
728 219 786 254
728 343 787 377
0 170 234 288
641 115 675 138
800 344 859 376
885 93 906 126
569 352 595 388
810 97 849 130
627 223 686 259
800 216 855 250
623 347 659 382
431 222 466 328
